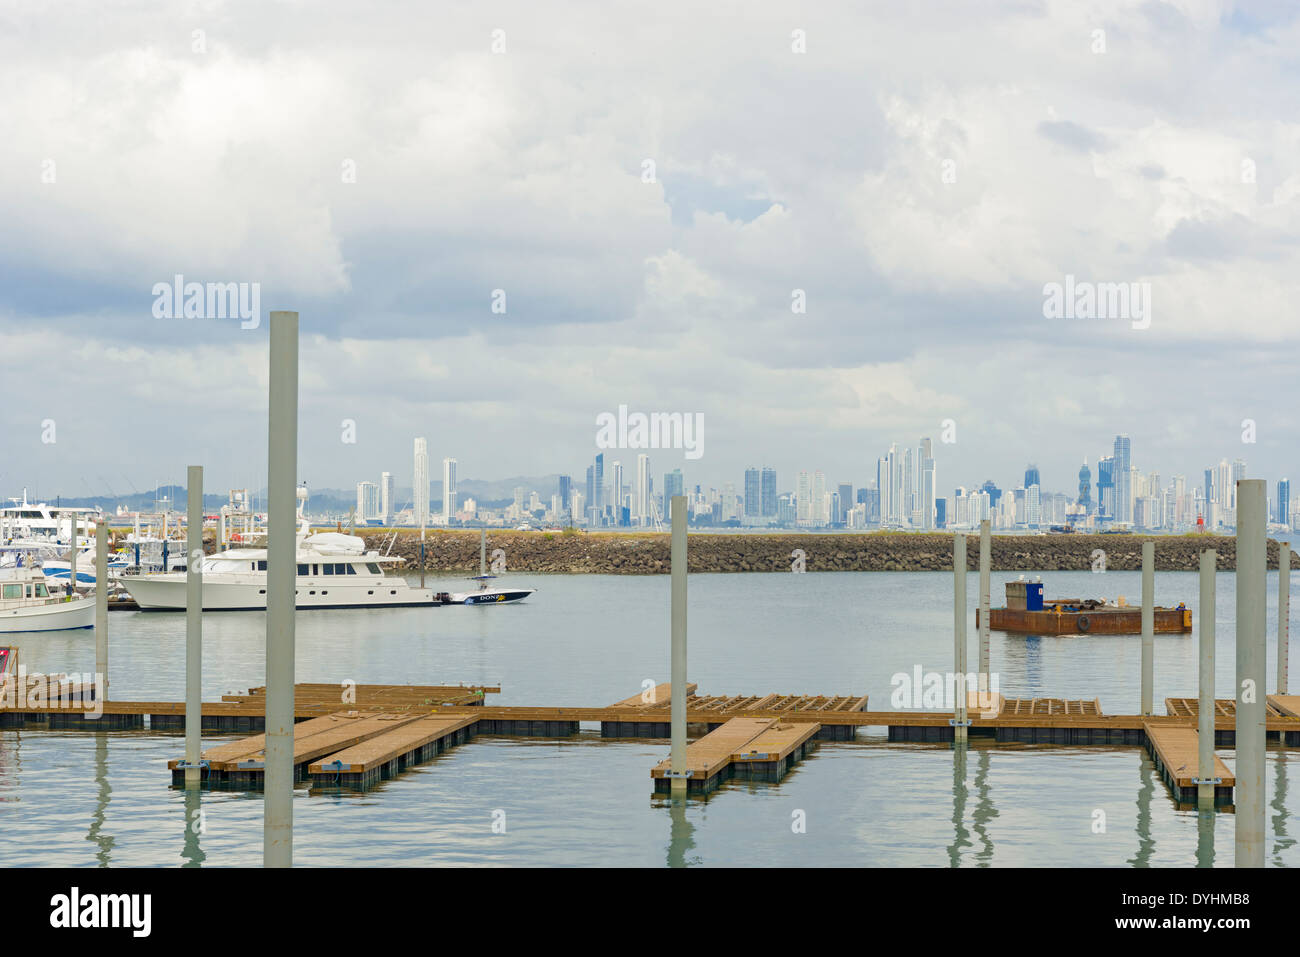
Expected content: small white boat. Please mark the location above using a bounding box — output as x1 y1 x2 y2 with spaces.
0 566 95 633
448 576 535 605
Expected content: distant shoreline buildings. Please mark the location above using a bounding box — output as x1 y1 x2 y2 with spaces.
345 434 1297 533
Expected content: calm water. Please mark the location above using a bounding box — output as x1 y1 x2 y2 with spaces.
2 569 1298 867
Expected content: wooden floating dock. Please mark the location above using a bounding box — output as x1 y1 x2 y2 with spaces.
651 717 821 794
603 685 867 741
307 714 478 789
168 711 428 787
0 682 498 732
1143 723 1235 806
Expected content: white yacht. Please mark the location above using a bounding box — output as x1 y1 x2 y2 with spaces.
123 528 434 611
0 565 96 633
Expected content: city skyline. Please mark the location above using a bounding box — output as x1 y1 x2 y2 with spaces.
325 429 1297 532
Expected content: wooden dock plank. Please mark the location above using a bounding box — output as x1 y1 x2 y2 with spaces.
307 714 478 774
1268 695 1300 718
1144 723 1234 788
730 721 820 763
180 711 425 772
608 682 696 709
650 717 775 780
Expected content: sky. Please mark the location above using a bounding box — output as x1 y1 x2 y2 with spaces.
3 0 1299 503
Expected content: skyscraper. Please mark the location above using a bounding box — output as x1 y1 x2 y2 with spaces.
796 471 811 524
1113 435 1132 524
921 455 936 530
761 467 777 517
356 481 379 521
611 460 624 523
744 468 761 519
558 475 572 521
594 453 605 515
663 469 684 520
812 471 827 525
837 483 853 525
442 457 457 523
1025 464 1041 489
380 471 394 524
413 438 429 527
1077 459 1091 510
1280 478 1291 526
635 453 650 525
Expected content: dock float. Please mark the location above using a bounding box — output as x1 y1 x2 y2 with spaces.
168 711 425 787
1143 723 1235 806
307 713 478 789
651 716 820 795
605 687 867 741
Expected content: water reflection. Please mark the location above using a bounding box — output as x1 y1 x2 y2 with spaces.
1129 754 1155 867
972 747 997 866
665 795 697 868
86 733 114 867
1195 805 1216 868
181 788 205 867
947 742 970 866
1273 750 1292 866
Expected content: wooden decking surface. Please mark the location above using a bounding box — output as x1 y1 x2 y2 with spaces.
1144 723 1235 788
1268 695 1300 718
608 682 697 708
731 722 820 763
1166 697 1289 718
650 717 777 781
169 711 423 772
307 714 477 775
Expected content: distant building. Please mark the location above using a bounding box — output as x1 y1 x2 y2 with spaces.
1024 465 1041 489
442 458 457 524
1077 459 1091 511
413 438 429 527
1279 478 1291 526
663 469 684 520
356 481 379 521
380 472 394 524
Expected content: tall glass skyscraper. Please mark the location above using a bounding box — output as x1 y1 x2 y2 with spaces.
413 437 429 527
1113 435 1132 524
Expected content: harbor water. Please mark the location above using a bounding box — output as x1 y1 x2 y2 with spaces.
1 569 1297 867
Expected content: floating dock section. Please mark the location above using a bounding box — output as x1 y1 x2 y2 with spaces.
604 686 867 741
1143 723 1235 806
308 713 478 789
650 717 820 794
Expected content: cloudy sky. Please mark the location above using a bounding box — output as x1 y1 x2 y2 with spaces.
3 0 1298 503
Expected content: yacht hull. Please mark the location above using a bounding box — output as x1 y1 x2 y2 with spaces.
124 575 438 611
0 596 96 633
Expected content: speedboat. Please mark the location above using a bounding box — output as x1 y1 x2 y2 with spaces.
448 575 535 605
0 565 95 633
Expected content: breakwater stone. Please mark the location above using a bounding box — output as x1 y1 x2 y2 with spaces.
363 531 1289 574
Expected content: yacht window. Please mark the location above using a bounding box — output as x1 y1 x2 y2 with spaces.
25 586 32 598
35 584 48 597
2 584 21 599
257 560 268 571
323 564 335 576
366 563 382 574
297 564 308 575
345 564 357 575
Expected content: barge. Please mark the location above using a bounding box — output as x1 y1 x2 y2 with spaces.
976 579 1191 635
